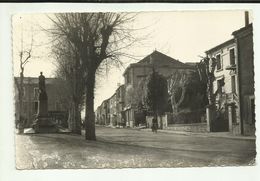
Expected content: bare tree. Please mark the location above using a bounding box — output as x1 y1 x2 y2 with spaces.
52 38 85 134
197 57 225 106
14 26 34 133
197 56 225 131
167 71 189 113
49 13 137 140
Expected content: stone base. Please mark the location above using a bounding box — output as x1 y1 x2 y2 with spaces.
32 117 58 133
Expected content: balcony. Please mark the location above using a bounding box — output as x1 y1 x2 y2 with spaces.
225 64 236 70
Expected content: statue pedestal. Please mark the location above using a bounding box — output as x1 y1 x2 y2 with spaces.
33 116 58 133
33 72 59 133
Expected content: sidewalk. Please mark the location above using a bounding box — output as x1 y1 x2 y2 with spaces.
139 128 256 140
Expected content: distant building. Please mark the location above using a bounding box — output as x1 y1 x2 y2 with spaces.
115 85 125 127
205 23 254 136
123 50 195 127
95 84 126 127
95 99 109 125
109 93 117 126
14 77 68 128
95 51 196 128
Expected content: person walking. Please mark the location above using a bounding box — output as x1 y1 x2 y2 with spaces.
152 117 158 133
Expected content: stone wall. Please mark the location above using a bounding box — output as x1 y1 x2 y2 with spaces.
166 123 208 133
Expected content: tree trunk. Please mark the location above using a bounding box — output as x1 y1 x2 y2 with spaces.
18 72 24 133
68 101 81 134
171 86 186 113
85 72 96 140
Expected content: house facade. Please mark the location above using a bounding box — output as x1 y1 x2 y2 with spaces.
95 99 110 125
14 77 67 128
206 39 240 133
95 85 125 127
233 23 255 136
205 23 255 136
115 85 125 127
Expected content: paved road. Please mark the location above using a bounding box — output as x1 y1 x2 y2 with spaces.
16 126 256 169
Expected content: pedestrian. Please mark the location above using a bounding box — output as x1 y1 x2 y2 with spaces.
152 117 158 133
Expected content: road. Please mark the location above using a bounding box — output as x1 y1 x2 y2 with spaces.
16 126 256 169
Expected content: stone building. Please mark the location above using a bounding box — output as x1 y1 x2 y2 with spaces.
95 84 125 127
233 23 255 136
115 85 125 127
95 105 102 124
109 93 117 126
123 50 195 127
205 23 255 136
95 99 110 125
14 77 67 128
206 39 239 133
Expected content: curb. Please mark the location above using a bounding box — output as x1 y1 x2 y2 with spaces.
138 128 256 141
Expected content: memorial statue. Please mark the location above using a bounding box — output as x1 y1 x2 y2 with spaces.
38 72 47 101
37 72 48 117
33 72 57 133
39 72 46 92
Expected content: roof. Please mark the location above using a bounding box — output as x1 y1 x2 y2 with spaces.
14 77 59 85
232 23 253 37
123 50 193 75
185 62 198 67
205 38 235 54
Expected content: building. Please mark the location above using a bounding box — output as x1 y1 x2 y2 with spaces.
14 77 67 128
95 99 110 125
115 84 125 127
206 38 239 133
205 22 255 136
123 50 195 127
109 93 117 126
233 23 255 136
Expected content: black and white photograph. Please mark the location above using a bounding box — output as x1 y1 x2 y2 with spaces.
0 4 259 181
11 10 256 169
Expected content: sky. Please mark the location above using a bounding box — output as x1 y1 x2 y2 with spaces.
12 11 253 110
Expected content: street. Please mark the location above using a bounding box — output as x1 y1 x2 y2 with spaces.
16 126 256 169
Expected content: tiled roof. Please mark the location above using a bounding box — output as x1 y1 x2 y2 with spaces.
205 39 235 54
123 50 193 75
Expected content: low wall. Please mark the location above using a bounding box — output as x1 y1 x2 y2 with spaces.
146 115 168 129
169 110 206 124
166 123 208 133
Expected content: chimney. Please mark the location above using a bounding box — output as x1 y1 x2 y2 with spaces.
245 11 249 27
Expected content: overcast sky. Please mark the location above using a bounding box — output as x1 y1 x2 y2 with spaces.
12 10 252 110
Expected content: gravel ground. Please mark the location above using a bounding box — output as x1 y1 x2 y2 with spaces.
15 126 256 169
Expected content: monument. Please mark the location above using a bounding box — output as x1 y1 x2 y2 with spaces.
32 72 58 133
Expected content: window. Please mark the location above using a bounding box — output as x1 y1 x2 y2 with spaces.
216 54 222 70
231 106 237 123
251 98 255 125
217 78 225 94
231 76 236 93
34 88 39 99
229 48 235 65
126 73 131 84
55 101 61 111
248 96 255 125
34 102 38 114
21 87 26 97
